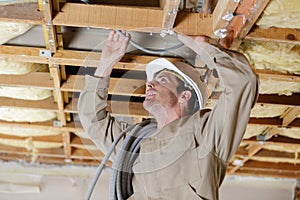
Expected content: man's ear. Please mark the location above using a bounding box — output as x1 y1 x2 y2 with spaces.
179 90 192 104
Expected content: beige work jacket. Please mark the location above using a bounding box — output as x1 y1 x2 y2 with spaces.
78 44 259 200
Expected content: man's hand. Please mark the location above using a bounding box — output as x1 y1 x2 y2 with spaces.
95 30 131 77
177 34 209 55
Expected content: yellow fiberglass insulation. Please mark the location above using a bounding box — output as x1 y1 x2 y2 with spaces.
241 41 300 75
0 107 56 122
0 60 48 74
0 21 33 45
0 126 62 137
0 86 52 100
256 0 300 29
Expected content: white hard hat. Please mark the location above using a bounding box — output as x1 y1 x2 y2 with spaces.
145 58 208 109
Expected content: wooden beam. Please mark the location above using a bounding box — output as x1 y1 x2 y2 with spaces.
216 0 271 49
248 117 300 128
0 46 49 64
39 0 58 52
174 12 213 36
256 69 300 82
0 2 44 24
212 0 239 36
282 107 300 126
246 27 300 45
61 75 146 96
53 3 163 31
257 93 300 106
65 98 150 118
0 96 57 111
161 0 181 30
0 120 82 133
0 72 54 89
230 143 263 173
62 132 72 162
228 165 300 179
236 0 271 40
53 3 214 36
53 49 182 69
243 137 300 148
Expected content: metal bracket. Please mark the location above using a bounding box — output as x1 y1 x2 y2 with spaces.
39 50 51 58
256 132 270 141
53 120 63 127
214 29 227 38
222 11 234 21
232 159 244 166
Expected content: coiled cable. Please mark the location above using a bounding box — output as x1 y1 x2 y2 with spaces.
85 119 156 200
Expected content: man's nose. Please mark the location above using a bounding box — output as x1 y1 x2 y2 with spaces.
146 80 155 89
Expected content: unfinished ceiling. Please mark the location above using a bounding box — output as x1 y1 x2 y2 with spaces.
0 0 299 180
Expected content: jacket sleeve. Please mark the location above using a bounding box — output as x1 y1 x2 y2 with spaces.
197 44 259 162
77 75 130 158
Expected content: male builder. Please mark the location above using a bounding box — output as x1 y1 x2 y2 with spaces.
78 31 259 199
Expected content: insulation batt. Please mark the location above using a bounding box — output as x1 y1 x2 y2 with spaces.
0 61 48 74
0 61 55 122
0 21 33 45
0 86 52 100
0 126 61 137
0 107 56 122
241 41 300 75
256 0 300 29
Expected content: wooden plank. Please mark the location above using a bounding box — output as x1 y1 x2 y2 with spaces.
246 27 300 45
62 132 71 161
282 107 300 126
0 96 57 111
61 75 146 96
257 94 300 106
237 0 271 40
53 3 214 36
257 69 300 82
161 0 181 30
0 72 54 89
212 0 239 35
0 133 63 143
248 117 300 128
49 65 66 125
0 120 83 133
39 0 58 52
52 49 182 69
53 3 163 31
65 98 150 118
174 12 213 36
228 166 300 179
71 148 103 160
218 0 271 49
0 46 49 64
0 2 44 24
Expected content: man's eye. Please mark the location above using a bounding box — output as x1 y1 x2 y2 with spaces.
159 77 167 83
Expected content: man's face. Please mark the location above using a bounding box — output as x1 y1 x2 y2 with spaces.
143 70 180 114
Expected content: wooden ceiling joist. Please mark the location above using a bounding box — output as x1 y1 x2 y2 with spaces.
246 26 300 45
0 120 82 133
0 96 57 111
0 72 54 89
53 3 214 36
0 2 44 24
161 0 181 30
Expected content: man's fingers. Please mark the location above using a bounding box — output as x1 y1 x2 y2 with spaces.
107 30 115 41
119 33 131 53
113 31 120 41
